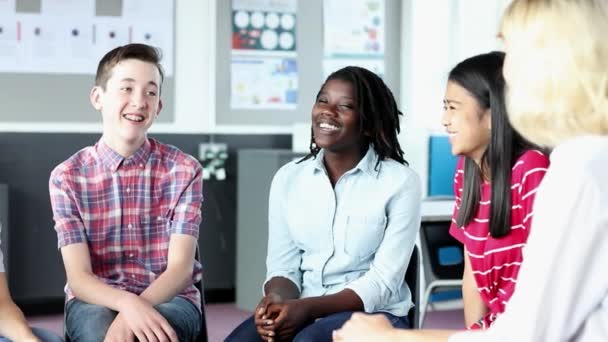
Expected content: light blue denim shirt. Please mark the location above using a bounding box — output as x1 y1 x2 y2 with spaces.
265 146 421 316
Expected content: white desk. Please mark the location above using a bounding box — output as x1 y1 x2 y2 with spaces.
421 198 455 222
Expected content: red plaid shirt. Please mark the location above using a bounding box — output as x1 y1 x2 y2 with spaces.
50 138 203 310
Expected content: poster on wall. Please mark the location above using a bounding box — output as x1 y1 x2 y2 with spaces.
231 56 298 110
0 0 175 75
322 0 384 78
231 0 296 53
230 0 298 109
323 0 384 57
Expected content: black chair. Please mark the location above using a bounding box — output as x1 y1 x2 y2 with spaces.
418 221 465 326
404 245 421 329
195 247 209 342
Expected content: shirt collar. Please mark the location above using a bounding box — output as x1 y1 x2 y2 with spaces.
97 139 152 172
311 145 381 177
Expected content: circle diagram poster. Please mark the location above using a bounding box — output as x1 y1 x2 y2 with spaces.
231 0 296 53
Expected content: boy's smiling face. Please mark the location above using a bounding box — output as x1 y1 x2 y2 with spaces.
90 58 163 154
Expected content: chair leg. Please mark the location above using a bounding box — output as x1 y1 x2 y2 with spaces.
420 285 436 328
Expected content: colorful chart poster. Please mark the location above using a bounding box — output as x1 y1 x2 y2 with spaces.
230 0 298 109
322 0 384 82
323 0 384 57
231 56 298 109
232 0 296 53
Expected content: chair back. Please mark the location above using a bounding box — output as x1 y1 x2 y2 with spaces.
420 222 464 281
195 247 209 342
404 245 420 328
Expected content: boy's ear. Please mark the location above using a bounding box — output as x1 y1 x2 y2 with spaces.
156 98 163 116
90 86 103 111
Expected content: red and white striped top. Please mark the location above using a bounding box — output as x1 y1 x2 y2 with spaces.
449 150 550 329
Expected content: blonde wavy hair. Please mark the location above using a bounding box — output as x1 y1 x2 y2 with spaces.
500 0 608 147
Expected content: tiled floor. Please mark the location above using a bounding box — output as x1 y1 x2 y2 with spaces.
28 303 464 342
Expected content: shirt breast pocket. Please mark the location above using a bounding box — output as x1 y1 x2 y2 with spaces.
139 214 170 274
344 215 387 259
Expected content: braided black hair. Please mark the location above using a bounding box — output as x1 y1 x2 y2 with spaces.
299 66 407 168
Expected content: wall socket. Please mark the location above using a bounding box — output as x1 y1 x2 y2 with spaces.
198 143 229 181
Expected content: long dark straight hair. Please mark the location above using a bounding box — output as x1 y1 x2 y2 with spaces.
299 66 407 168
452 51 538 238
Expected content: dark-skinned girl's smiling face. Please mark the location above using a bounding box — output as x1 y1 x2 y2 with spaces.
312 79 362 153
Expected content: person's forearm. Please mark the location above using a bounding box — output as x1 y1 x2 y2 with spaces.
300 289 363 320
0 300 38 341
69 271 135 312
462 278 488 326
264 277 300 300
140 266 192 306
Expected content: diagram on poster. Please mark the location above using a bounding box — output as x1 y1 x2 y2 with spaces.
232 0 296 53
231 56 298 110
323 0 384 57
0 0 174 75
230 0 298 110
322 0 385 83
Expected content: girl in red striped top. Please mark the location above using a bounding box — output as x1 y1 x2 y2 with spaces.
442 51 549 329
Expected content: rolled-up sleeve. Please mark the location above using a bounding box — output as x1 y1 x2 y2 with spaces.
169 158 203 238
49 169 87 248
345 172 421 313
263 165 303 294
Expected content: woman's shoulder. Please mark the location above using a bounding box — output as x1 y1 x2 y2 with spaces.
514 149 550 169
512 150 550 179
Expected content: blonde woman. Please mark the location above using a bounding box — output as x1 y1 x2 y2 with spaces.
333 0 608 341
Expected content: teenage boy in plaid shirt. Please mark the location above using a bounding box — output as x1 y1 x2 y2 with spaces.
49 44 203 342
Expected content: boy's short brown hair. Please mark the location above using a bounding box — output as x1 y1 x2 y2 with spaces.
95 43 165 90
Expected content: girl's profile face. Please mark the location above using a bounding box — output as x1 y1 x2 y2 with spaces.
442 80 491 164
311 79 362 153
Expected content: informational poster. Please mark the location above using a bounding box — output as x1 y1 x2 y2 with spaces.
230 0 298 109
231 56 298 110
322 0 385 78
232 0 296 53
0 0 174 75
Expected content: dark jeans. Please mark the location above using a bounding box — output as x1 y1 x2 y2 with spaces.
225 311 409 342
0 327 63 342
65 296 201 342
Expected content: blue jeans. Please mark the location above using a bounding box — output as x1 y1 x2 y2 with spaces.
225 311 409 342
65 296 201 342
0 327 63 342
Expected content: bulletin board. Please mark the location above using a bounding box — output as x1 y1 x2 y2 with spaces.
215 0 402 127
0 0 175 123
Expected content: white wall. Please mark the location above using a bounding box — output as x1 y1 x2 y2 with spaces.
399 0 508 196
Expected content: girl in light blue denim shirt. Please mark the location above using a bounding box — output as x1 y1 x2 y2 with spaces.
226 66 422 342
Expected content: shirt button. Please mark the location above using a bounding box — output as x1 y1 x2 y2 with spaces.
127 224 133 229
129 253 134 258
139 163 144 168
157 216 163 221
131 274 136 279
126 187 130 193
